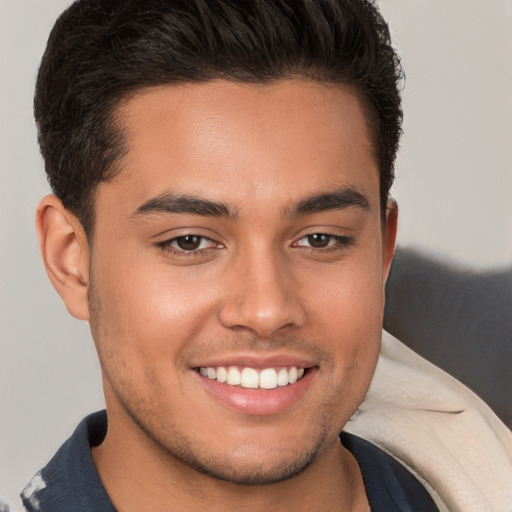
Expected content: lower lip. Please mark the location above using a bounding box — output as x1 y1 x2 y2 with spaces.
195 368 316 416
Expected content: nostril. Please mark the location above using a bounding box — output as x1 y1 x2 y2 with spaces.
218 302 306 338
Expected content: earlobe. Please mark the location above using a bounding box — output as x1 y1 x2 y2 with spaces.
382 198 398 283
36 195 90 321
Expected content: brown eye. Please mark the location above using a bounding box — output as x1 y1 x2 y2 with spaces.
156 234 220 255
294 233 354 251
306 234 331 248
175 235 202 251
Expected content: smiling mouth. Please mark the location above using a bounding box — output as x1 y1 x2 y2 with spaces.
197 366 308 390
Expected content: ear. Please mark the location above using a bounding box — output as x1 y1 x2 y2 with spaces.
382 198 398 284
36 195 90 321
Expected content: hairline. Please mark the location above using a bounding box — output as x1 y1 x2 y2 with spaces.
81 76 386 245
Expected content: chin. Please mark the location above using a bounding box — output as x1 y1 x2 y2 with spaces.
171 437 324 486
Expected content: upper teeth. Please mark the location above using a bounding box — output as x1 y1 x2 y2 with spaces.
199 366 305 389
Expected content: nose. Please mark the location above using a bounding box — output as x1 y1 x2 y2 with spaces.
218 249 306 337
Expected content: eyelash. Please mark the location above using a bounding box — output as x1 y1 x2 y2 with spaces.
294 234 355 252
155 235 219 257
155 233 354 257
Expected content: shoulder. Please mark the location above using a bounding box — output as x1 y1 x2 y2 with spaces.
341 431 440 511
20 411 115 512
345 330 512 512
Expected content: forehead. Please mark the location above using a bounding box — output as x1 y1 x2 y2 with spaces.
101 80 378 214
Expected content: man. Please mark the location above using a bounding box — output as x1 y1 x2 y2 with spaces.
17 1 512 511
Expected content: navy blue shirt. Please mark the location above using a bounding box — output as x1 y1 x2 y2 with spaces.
21 411 439 511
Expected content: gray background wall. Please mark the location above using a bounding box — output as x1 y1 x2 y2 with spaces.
1 0 511 501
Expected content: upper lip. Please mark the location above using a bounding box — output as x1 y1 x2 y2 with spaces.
190 352 317 370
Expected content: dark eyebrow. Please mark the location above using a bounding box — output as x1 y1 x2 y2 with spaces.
288 186 371 217
133 193 238 219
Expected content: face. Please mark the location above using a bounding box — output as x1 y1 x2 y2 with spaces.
87 80 396 485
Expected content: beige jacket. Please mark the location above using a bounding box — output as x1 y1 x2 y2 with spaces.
345 331 512 512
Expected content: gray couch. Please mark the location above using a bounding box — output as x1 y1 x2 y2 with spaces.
384 247 512 429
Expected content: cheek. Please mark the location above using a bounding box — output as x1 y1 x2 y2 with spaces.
303 249 385 334
101 234 219 317
96 276 214 355
300 249 384 388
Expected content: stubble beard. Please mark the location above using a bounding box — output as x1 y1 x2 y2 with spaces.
87 276 348 487
117 394 329 486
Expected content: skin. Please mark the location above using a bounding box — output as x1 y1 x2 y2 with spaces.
37 80 397 512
